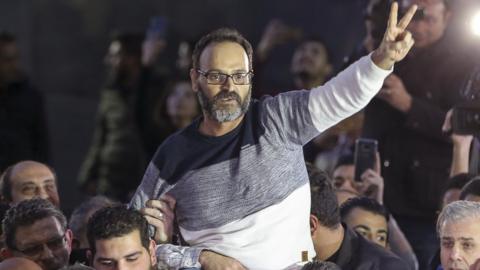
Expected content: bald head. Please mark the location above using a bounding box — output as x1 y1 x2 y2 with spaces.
1 161 60 207
0 257 42 270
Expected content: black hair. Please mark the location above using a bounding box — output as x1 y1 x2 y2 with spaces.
86 205 150 254
302 261 342 270
69 196 119 247
2 198 67 250
308 166 341 229
340 196 390 222
460 177 480 200
192 28 253 71
444 173 473 195
334 154 354 170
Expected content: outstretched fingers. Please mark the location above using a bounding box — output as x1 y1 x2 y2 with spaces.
387 2 399 32
397 4 418 31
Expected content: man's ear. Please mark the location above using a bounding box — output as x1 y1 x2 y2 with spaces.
65 229 74 252
148 239 157 266
310 214 319 237
190 68 198 93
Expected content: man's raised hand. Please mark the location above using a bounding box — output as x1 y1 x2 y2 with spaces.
372 2 418 70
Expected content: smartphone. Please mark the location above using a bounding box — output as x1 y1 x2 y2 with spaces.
354 138 378 182
452 102 480 135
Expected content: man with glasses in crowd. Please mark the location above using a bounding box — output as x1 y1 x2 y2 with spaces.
131 3 418 269
1 198 72 270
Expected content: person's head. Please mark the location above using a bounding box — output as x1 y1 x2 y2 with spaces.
340 197 389 248
290 37 332 86
86 206 156 270
0 31 20 85
437 200 480 270
104 32 143 78
309 166 341 232
363 0 391 50
401 0 451 48
0 161 60 208
460 177 480 202
190 28 253 123
0 257 42 270
442 173 473 208
166 80 200 125
301 261 342 270
69 196 119 249
332 154 356 193
2 199 72 270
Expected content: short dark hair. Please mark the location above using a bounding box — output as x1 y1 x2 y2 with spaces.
340 196 390 222
69 196 119 246
192 28 253 71
444 173 473 195
62 263 95 270
87 205 150 254
334 154 354 171
302 261 342 270
460 177 480 200
0 161 57 203
2 198 67 250
308 166 341 229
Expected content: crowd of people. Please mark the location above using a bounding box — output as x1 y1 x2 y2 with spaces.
1 0 480 269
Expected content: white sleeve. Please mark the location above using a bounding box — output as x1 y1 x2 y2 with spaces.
308 53 392 132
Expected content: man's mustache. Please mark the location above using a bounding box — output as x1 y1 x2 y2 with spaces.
213 90 241 103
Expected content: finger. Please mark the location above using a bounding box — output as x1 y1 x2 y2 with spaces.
442 109 453 132
146 201 175 220
141 207 164 220
146 199 173 212
361 169 375 180
161 194 176 209
388 2 399 32
144 215 166 228
398 4 418 31
375 152 381 174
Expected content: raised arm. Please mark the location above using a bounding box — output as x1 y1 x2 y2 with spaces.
308 2 417 133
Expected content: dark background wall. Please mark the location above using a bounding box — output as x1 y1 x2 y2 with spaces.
0 0 369 213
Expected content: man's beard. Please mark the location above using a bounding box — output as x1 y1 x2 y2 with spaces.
196 84 251 123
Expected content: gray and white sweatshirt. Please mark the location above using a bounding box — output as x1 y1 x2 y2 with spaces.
130 54 392 270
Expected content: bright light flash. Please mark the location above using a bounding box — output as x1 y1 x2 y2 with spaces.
472 11 480 37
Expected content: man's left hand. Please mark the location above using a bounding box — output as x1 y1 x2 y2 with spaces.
140 195 176 244
372 2 417 70
377 74 412 112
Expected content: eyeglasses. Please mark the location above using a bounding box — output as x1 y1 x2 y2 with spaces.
196 70 253 85
14 233 67 257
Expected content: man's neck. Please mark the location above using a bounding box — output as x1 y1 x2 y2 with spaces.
313 224 345 261
199 114 244 137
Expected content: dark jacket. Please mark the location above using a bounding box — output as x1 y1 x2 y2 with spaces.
327 227 408 270
0 78 49 170
362 38 475 221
